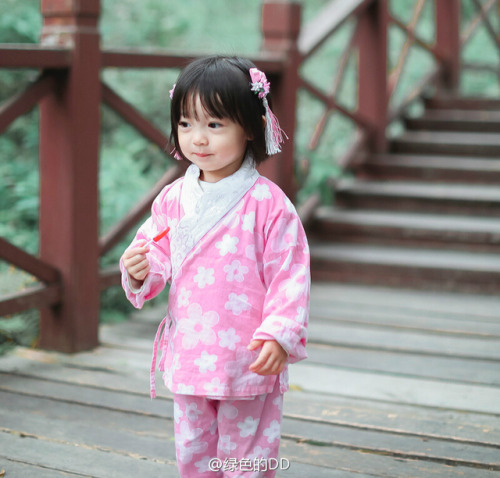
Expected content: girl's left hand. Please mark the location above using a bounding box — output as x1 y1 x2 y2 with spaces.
248 340 287 376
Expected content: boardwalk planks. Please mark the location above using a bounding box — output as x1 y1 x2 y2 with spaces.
0 283 499 477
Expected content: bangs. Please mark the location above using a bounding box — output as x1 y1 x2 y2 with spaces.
174 61 248 125
179 88 235 122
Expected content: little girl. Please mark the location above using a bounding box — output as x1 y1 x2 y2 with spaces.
121 55 310 477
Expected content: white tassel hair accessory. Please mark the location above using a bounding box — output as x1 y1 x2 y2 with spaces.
249 67 287 155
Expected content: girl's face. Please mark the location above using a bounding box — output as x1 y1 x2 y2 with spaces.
177 95 250 183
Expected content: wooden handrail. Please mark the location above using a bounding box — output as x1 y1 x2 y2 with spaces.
0 283 61 317
299 77 372 130
101 81 173 153
102 49 286 72
387 0 429 100
0 74 55 135
0 239 60 284
0 44 71 68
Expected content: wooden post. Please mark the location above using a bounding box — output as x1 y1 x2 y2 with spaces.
260 1 302 202
38 0 101 352
357 0 388 153
435 0 461 91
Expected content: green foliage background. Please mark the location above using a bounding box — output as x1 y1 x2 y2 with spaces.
0 0 498 352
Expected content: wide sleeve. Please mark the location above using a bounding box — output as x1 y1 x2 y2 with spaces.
251 197 310 364
120 185 174 309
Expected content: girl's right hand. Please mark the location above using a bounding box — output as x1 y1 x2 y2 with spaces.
121 241 151 289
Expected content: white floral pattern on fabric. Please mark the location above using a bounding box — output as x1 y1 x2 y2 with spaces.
272 396 283 411
270 217 299 253
194 456 212 474
278 263 308 301
193 266 215 288
249 445 271 459
185 402 204 422
203 377 227 395
174 402 183 424
177 287 191 307
218 328 242 351
220 402 239 420
241 211 256 233
251 183 271 201
263 420 281 444
224 260 249 282
194 351 218 373
177 303 219 350
216 234 239 256
225 293 252 316
237 416 260 437
219 434 238 454
176 421 208 464
176 383 196 394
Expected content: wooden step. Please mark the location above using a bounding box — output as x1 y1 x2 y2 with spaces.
356 154 500 183
405 110 500 133
424 95 500 111
310 208 500 252
336 180 500 216
310 242 500 294
391 131 500 157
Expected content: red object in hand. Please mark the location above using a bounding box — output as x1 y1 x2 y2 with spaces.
153 227 170 242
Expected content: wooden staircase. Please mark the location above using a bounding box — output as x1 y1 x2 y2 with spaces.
309 95 500 294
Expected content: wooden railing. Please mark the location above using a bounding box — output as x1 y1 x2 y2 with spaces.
295 0 500 222
0 0 297 352
0 0 498 352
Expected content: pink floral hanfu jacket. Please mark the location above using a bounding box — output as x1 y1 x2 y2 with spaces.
121 157 310 399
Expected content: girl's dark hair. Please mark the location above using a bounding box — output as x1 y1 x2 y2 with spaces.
170 55 271 165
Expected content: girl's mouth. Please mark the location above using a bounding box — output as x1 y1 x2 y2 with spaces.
193 153 211 158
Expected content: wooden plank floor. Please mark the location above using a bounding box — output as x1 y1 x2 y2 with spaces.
1 283 500 477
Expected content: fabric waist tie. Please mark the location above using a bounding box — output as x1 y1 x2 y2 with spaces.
150 315 169 399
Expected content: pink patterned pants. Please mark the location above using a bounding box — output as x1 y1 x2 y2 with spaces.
173 382 284 477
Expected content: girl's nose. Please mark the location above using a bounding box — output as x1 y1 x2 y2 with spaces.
193 128 208 146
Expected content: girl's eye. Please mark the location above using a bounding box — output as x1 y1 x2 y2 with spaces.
209 122 223 129
179 120 190 128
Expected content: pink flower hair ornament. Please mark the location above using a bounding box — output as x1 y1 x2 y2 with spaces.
249 69 270 98
249 68 287 155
